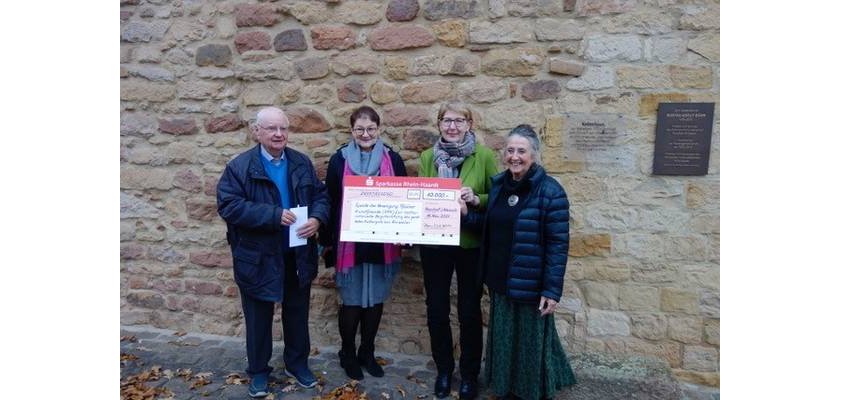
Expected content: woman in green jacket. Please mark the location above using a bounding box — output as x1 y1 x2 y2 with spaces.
418 101 498 400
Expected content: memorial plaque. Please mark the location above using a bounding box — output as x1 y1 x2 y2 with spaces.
563 113 631 172
652 103 715 175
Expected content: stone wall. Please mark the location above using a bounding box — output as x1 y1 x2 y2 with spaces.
120 0 720 386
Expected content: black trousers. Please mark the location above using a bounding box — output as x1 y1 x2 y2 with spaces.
420 246 483 380
239 253 312 377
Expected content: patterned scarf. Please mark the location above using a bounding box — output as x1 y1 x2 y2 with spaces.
432 130 476 178
341 138 385 176
336 147 401 276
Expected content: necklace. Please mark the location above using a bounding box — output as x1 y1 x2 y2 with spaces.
507 194 519 207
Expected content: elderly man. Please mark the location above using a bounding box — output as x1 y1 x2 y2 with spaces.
217 106 329 398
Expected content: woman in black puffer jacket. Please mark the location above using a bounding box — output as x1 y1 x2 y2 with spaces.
461 124 576 400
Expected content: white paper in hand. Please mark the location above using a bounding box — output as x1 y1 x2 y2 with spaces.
289 206 308 248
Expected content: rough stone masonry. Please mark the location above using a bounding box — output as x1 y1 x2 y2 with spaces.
120 0 720 388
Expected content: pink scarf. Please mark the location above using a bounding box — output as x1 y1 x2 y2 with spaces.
336 149 401 274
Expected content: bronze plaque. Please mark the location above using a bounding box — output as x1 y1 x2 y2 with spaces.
652 103 715 175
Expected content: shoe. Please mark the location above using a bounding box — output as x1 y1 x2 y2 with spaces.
248 373 269 398
284 368 318 388
434 373 452 398
458 378 478 400
339 349 364 380
357 350 384 377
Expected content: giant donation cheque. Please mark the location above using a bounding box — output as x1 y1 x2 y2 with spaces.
339 176 462 246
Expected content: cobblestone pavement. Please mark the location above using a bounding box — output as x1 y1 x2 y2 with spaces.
120 325 487 400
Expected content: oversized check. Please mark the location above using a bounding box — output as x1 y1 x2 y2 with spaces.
339 176 462 246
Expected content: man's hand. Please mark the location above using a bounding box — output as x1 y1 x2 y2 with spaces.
538 296 557 317
295 217 321 239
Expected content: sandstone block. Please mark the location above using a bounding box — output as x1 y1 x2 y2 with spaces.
581 282 618 309
673 370 719 387
683 346 718 372
587 309 630 336
121 192 161 219
186 199 217 221
469 19 531 44
402 129 438 151
126 291 165 309
205 115 243 133
311 25 356 50
569 234 611 257
400 80 452 103
176 80 225 100
624 338 682 368
549 58 586 76
616 65 670 89
686 181 719 209
383 105 430 126
121 21 170 42
121 243 146 260
482 102 543 130
639 93 690 117
338 80 367 103
384 56 409 80
678 6 720 30
124 65 174 82
488 0 505 18
234 31 271 54
457 78 508 103
576 0 636 16
669 65 713 89
370 25 435 50
688 32 720 62
482 47 544 77
121 113 158 138
158 118 198 135
650 37 685 63
506 0 563 17
121 82 176 102
195 44 232 67
410 55 440 76
295 57 330 80
301 84 335 104
236 3 279 27
618 285 659 311
286 2 330 25
337 1 383 25
387 0 420 22
286 107 332 132
331 53 380 76
185 280 223 296
668 316 702 344
274 29 308 51
521 79 562 101
536 19 585 41
438 54 480 76
431 20 467 47
243 85 279 106
423 0 480 20
567 65 615 91
630 313 667 340
370 81 400 104
661 288 699 314
173 169 203 193
585 35 643 62
704 319 719 346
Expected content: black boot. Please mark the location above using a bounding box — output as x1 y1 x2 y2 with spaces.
338 305 364 380
357 303 385 377
434 372 452 398
458 377 478 400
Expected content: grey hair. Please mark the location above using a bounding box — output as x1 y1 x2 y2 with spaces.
506 124 541 165
253 106 286 128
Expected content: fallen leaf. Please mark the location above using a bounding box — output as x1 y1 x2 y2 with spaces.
266 394 276 400
375 357 389 366
281 384 299 393
121 352 139 362
381 392 390 399
174 330 188 336
415 395 428 399
225 373 248 385
190 373 212 390
310 346 320 356
396 385 406 398
121 335 138 342
176 368 193 381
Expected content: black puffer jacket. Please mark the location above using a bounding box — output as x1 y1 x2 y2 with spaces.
464 165 570 303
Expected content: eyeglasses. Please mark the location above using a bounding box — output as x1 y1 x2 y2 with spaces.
439 118 469 127
352 126 378 135
259 125 289 133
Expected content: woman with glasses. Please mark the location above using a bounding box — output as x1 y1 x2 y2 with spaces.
320 106 407 380
460 124 576 400
418 101 498 400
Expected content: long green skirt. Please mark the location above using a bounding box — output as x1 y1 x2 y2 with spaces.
484 293 577 400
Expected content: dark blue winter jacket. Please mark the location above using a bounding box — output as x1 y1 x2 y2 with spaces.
464 165 570 303
217 144 329 302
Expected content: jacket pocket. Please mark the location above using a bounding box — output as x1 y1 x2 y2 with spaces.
232 244 262 287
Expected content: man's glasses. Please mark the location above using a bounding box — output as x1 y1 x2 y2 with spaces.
258 125 289 133
439 118 469 127
352 127 378 135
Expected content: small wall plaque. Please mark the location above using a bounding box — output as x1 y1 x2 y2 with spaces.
652 103 715 175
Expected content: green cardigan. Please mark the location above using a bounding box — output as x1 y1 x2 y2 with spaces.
419 144 499 248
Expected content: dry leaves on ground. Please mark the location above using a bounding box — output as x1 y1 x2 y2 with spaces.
173 331 187 337
121 335 138 342
121 353 139 362
225 373 249 385
320 381 369 400
120 365 174 400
